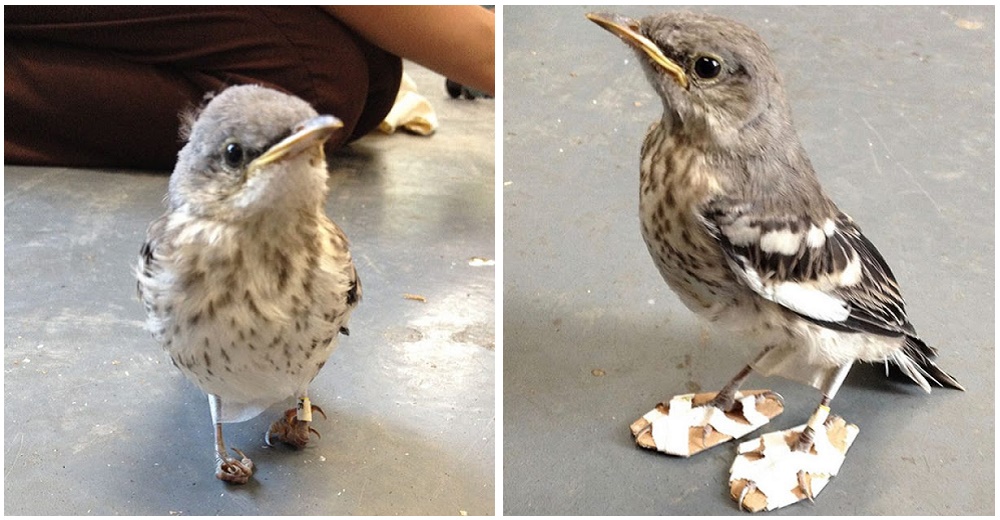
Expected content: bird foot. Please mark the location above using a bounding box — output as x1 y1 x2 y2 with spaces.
630 390 783 457
216 447 254 484
266 404 327 449
729 416 859 512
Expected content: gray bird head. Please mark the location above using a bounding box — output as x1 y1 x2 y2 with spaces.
587 11 795 153
168 84 342 221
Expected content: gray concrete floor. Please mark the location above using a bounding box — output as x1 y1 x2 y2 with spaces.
504 6 992 516
4 63 495 515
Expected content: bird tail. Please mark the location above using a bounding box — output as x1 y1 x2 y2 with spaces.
888 336 965 392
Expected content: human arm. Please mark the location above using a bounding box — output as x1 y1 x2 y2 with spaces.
324 5 495 96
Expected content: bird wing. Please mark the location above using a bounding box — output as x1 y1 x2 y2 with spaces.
321 218 362 308
701 202 915 338
347 264 362 305
136 213 175 342
137 214 167 299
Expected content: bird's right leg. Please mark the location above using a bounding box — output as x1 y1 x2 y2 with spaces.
208 394 254 484
713 344 782 405
630 346 783 456
705 361 755 411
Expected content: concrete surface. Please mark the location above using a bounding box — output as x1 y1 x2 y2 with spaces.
4 63 495 515
503 5 993 515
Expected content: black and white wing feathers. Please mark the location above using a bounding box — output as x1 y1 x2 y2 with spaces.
136 213 174 344
702 201 962 391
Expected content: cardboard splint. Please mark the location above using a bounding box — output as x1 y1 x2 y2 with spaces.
629 390 784 457
729 416 859 512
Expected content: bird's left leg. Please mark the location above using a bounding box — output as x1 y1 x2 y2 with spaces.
266 394 327 449
630 346 784 457
729 363 859 512
790 363 854 501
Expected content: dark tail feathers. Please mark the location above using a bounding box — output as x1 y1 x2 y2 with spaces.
892 336 965 392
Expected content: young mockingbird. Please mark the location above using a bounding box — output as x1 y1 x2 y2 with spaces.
588 10 962 506
138 85 360 484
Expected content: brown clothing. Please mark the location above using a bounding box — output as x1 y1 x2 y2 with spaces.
4 6 402 170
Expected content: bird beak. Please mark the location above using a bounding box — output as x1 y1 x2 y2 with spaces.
586 12 689 90
248 115 343 172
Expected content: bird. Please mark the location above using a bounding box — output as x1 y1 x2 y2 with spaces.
136 84 361 484
587 10 962 507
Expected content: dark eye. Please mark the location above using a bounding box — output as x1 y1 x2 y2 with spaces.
693 56 722 80
223 142 244 168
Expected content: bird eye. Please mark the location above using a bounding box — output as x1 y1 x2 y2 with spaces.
223 142 244 169
693 56 723 80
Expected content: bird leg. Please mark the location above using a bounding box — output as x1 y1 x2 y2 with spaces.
214 423 254 484
634 361 741 446
630 346 783 456
266 396 327 449
706 362 755 412
729 364 858 511
791 399 834 504
209 395 253 484
706 344 779 411
793 397 832 455
700 362 756 447
793 361 852 455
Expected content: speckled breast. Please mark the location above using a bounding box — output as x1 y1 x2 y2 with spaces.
153 216 354 406
638 123 737 316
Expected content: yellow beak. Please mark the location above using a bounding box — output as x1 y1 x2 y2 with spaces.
586 12 689 90
248 115 343 172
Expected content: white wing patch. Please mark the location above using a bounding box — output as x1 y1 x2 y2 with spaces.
771 281 851 322
759 228 802 255
822 218 837 236
736 262 851 323
805 224 826 248
838 252 863 286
